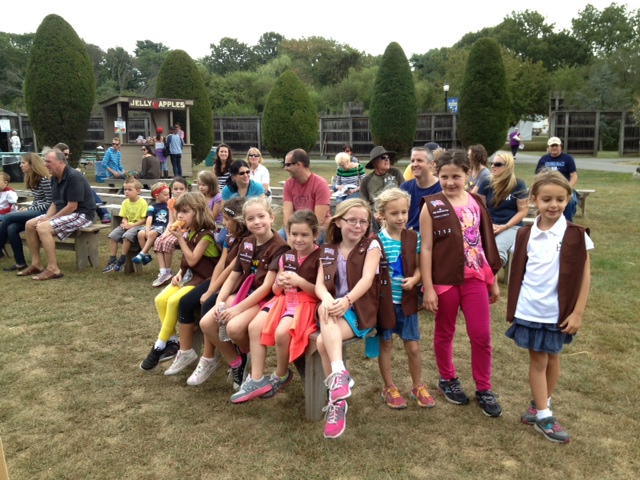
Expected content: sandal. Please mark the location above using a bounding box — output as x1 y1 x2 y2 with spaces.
17 265 44 276
32 269 64 281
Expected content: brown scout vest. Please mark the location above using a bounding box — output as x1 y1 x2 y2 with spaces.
422 192 501 285
506 223 589 325
179 229 218 287
376 229 419 316
320 237 396 330
235 232 289 290
282 247 322 285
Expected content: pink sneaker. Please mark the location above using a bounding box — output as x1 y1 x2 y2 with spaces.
411 385 436 408
381 385 407 409
323 400 348 439
325 370 354 403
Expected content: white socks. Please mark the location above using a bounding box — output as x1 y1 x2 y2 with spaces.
331 361 346 374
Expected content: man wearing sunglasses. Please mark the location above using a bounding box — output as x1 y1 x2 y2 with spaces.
102 138 125 179
535 137 578 221
360 146 404 212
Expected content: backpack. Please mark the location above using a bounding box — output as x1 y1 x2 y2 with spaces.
162 135 171 157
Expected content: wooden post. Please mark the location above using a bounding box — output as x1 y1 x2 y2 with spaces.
0 437 9 480
619 111 626 157
594 111 600 157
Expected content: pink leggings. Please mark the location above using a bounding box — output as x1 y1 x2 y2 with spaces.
433 277 492 392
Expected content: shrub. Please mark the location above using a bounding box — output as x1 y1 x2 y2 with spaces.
156 50 213 164
369 42 417 159
24 14 95 167
458 38 511 155
262 69 317 160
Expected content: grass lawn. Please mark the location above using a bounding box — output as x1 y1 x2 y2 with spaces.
1 162 639 479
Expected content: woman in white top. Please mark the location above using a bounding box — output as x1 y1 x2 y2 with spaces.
246 147 270 196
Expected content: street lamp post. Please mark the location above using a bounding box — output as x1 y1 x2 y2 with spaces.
443 84 450 113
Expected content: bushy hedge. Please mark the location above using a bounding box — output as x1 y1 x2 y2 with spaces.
156 50 213 163
262 70 317 160
24 14 95 167
369 42 417 159
458 38 510 155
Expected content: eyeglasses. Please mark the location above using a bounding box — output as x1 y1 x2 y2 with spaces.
284 162 297 168
377 155 390 161
491 162 505 167
112 143 120 146
247 153 260 158
342 218 370 227
237 170 251 176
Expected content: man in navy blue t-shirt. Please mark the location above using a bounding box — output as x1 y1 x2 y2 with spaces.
535 137 579 221
400 147 442 231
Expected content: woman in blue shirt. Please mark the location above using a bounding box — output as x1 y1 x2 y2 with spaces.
221 160 265 201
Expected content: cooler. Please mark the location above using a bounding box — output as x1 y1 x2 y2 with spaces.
95 160 108 183
1 155 24 183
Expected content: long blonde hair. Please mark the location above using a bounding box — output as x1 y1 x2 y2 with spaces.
22 153 50 189
488 152 522 206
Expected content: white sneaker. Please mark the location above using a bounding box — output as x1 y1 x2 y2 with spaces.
164 349 198 376
187 356 220 386
152 271 173 287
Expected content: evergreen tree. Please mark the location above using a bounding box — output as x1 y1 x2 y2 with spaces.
262 70 317 160
369 42 417 159
24 15 95 166
156 50 213 163
458 38 510 155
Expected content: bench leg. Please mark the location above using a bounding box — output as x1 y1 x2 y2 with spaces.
74 232 99 270
305 350 327 421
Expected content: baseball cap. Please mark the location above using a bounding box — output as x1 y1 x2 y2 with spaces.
548 137 562 146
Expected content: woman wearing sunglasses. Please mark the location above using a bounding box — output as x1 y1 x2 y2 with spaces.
221 160 265 201
476 152 529 267
246 148 271 196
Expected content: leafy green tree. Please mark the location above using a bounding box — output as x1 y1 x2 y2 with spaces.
24 15 95 166
0 32 34 109
205 37 255 75
572 3 640 57
369 42 417 158
104 47 139 94
262 70 317 160
253 32 285 66
458 38 510 155
156 50 213 163
134 40 170 96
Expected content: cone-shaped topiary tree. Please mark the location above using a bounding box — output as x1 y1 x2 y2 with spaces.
156 50 213 163
369 42 417 159
458 38 511 155
262 69 317 160
24 14 95 167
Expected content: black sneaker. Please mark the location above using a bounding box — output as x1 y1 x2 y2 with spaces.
476 390 503 417
437 377 470 405
231 353 248 390
140 346 165 371
159 340 179 363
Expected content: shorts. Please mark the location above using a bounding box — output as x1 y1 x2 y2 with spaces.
343 307 372 338
150 225 165 235
380 304 420 341
154 233 178 253
109 225 145 243
505 317 574 354
47 213 92 240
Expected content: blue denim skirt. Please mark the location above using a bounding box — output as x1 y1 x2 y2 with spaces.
505 317 574 354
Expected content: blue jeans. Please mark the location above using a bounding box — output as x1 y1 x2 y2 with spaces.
170 154 182 177
563 190 578 222
0 209 42 266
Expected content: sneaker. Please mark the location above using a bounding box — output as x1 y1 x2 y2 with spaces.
102 261 117 273
381 385 407 409
187 356 220 386
101 213 112 224
152 271 173 287
437 378 470 405
142 253 153 265
534 416 571 443
111 262 124 272
132 253 144 264
231 353 248 390
475 390 503 417
159 340 179 363
140 345 164 371
260 369 294 399
323 400 348 439
411 385 436 408
230 375 273 403
164 349 198 375
325 370 354 403
521 400 538 425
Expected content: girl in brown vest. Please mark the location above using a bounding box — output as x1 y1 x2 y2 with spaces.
201 196 289 390
315 198 386 439
420 150 503 418
506 170 593 443
140 192 220 371
230 210 321 403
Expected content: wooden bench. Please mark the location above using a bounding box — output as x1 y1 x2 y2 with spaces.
576 189 595 217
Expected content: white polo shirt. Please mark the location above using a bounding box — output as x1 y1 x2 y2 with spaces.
514 216 594 324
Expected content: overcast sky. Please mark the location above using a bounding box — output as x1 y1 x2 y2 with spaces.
5 1 623 59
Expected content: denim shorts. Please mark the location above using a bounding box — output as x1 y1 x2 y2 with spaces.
505 317 574 354
381 304 420 342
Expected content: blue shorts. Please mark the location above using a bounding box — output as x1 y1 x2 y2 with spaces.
344 307 372 338
505 317 574 354
381 304 420 341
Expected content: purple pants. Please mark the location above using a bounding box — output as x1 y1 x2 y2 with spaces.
433 277 493 391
